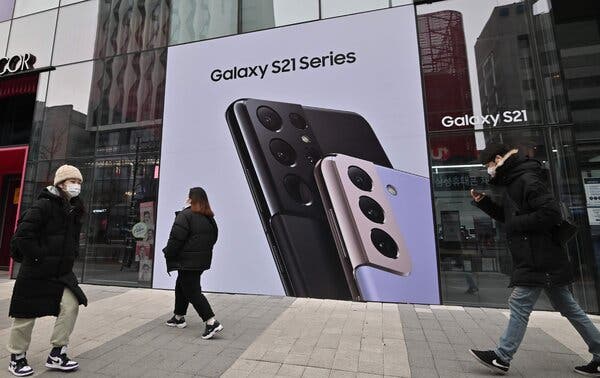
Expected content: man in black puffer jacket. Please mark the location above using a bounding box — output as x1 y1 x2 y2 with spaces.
7 165 88 377
468 144 600 377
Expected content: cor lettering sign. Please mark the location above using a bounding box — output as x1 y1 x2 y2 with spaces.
0 54 36 76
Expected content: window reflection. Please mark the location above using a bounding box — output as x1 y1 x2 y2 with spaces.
241 0 319 32
418 0 598 312
13 0 58 18
0 22 10 57
321 0 388 19
85 150 160 287
170 0 237 44
7 9 57 67
93 0 169 59
53 0 100 66
0 1 14 23
88 49 167 128
43 62 95 158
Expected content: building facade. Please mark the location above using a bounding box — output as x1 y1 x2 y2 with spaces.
0 0 599 311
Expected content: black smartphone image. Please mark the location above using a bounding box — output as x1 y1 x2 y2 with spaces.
225 98 391 300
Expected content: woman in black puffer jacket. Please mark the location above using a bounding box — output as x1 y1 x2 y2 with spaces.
7 165 87 376
163 187 221 339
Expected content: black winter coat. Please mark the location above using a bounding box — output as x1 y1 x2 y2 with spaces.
9 186 88 318
475 154 574 287
163 208 218 272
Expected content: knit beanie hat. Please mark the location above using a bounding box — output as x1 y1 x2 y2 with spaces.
54 165 83 186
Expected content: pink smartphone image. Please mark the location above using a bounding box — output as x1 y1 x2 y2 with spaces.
315 154 439 304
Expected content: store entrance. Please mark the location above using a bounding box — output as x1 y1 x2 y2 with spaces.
0 72 39 273
0 147 27 271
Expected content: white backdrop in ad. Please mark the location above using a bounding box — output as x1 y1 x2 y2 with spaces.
154 6 428 295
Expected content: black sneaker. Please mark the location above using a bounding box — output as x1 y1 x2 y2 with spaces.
166 315 187 328
45 346 79 371
8 354 33 377
469 349 509 375
575 360 600 376
202 320 223 339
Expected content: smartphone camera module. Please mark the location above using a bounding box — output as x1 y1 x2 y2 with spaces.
270 139 297 166
289 112 308 129
257 106 282 131
386 184 398 196
348 166 372 191
359 196 384 224
370 229 398 259
284 174 313 205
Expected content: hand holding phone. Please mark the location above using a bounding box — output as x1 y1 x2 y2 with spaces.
470 189 485 202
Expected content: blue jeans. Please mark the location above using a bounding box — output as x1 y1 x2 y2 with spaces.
495 286 600 362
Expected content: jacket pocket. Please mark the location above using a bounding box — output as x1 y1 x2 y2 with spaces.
508 234 535 269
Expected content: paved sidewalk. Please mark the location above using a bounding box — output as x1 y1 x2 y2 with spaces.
0 280 595 377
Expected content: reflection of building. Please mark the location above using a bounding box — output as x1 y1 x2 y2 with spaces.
418 11 477 162
88 0 169 130
475 2 569 129
554 1 600 139
40 105 93 161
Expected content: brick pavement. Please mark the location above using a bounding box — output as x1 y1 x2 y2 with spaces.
0 279 595 377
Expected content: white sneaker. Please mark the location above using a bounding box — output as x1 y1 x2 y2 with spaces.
8 353 33 377
45 346 79 371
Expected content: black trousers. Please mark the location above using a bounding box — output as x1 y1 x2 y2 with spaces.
174 270 215 322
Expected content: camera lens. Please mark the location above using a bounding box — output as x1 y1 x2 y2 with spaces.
305 148 319 166
257 106 282 131
270 139 296 166
348 166 372 191
359 196 384 224
289 113 308 129
371 229 398 259
284 174 313 205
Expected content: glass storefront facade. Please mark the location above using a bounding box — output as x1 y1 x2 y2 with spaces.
0 0 598 310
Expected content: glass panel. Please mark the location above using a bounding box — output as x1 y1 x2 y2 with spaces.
392 0 412 6
88 49 167 129
431 136 516 309
241 0 319 33
272 0 319 27
44 62 95 158
0 21 11 61
417 0 569 133
93 0 170 59
553 0 600 313
420 0 599 313
85 148 160 287
0 1 15 22
170 0 237 45
7 10 58 68
13 0 58 18
53 0 99 66
61 0 88 6
321 0 388 19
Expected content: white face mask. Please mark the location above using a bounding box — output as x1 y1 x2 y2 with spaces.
487 166 496 177
65 183 81 198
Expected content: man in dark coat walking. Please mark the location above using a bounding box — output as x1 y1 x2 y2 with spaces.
468 143 600 376
7 165 88 377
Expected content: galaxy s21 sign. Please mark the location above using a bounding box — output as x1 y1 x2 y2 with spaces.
442 110 529 128
157 6 440 305
210 51 357 82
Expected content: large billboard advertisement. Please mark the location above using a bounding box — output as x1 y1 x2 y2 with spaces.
155 6 440 304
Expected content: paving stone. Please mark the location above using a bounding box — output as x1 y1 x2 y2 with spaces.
277 364 306 377
408 367 440 378
302 366 330 377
